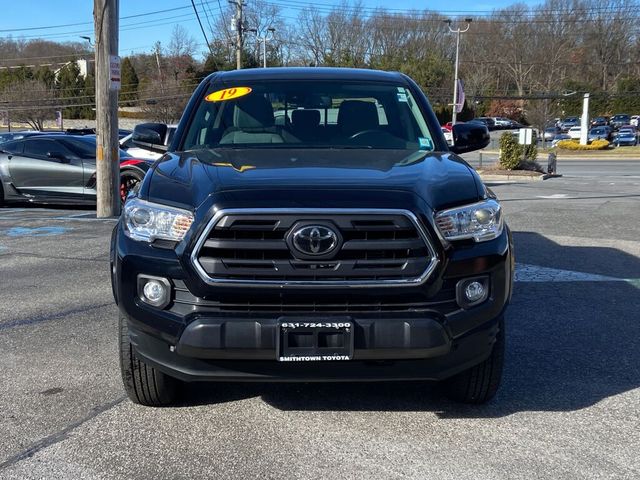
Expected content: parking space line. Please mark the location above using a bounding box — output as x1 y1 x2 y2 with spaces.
515 263 638 285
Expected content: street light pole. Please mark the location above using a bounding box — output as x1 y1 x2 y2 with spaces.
263 28 275 68
249 28 276 68
445 18 471 126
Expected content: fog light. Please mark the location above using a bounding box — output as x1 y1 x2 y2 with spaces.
137 275 171 309
143 281 166 303
456 276 489 309
465 281 485 302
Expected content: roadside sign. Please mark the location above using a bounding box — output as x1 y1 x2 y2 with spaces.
109 55 121 91
518 128 533 145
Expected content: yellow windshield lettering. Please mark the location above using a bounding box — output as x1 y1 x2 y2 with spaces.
205 87 252 102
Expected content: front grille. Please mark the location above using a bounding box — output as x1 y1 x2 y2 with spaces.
191 209 437 286
171 280 458 314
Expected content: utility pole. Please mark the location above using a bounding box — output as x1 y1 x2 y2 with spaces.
230 0 244 69
154 42 164 92
445 18 471 126
94 0 120 218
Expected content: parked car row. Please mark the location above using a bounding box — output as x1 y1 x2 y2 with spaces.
613 126 638 147
0 133 153 206
554 114 639 134
588 114 638 131
549 124 638 148
442 117 524 133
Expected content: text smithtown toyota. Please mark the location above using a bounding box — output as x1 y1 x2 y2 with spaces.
111 68 513 406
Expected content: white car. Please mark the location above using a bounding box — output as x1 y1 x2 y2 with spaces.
492 117 512 128
120 124 177 161
568 126 583 139
631 115 639 127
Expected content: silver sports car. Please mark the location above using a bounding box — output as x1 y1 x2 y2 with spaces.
0 135 152 205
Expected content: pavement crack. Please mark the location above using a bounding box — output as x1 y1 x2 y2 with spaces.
0 396 126 471
0 302 115 331
3 252 108 263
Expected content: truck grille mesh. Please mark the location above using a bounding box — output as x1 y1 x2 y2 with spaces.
192 210 437 285
171 279 458 314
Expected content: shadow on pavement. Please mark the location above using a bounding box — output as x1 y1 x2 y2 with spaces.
178 231 640 417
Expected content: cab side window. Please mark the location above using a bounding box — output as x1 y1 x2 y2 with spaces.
24 139 71 160
0 140 24 154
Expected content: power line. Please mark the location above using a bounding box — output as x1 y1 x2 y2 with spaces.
0 2 219 33
191 0 214 55
1 92 195 112
7 12 202 41
0 79 202 103
0 42 211 64
270 0 640 18
200 0 215 32
3 0 635 39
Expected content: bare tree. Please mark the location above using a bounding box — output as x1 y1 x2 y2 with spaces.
166 26 198 81
296 7 328 66
168 25 198 58
140 78 191 124
0 79 57 130
582 0 637 91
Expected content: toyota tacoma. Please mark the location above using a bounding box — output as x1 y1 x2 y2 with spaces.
111 67 513 406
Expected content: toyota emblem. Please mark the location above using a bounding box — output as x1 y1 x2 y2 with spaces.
291 225 339 256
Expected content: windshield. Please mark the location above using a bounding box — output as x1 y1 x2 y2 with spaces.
181 81 436 152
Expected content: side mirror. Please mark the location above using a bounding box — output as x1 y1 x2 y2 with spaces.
47 151 69 162
449 123 490 154
132 123 168 152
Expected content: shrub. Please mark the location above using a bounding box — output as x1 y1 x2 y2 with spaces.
499 131 538 170
523 130 538 164
499 132 521 170
556 139 609 150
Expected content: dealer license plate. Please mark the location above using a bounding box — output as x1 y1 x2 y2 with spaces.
277 318 354 362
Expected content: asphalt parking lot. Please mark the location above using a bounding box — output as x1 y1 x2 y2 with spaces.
1 161 639 479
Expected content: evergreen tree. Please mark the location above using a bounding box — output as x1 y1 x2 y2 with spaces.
56 62 84 119
120 57 139 107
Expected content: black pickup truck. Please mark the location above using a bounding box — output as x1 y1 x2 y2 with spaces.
111 67 513 406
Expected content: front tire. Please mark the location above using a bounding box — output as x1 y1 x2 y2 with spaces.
119 314 181 406
442 316 505 404
119 169 144 204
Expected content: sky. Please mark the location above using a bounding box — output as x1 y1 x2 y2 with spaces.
0 0 540 59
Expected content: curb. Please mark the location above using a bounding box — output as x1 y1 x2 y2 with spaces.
481 150 640 160
478 173 562 182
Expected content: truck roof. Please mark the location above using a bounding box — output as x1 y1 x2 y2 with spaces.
210 67 407 84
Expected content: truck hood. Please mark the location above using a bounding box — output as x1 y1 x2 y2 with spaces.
147 148 480 211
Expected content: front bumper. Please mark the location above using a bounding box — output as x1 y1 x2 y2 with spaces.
128 314 501 382
112 212 513 381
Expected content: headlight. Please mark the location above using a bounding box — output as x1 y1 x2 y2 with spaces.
435 199 503 242
123 198 194 242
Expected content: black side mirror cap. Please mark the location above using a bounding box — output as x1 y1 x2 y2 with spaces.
132 123 168 152
449 123 490 154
